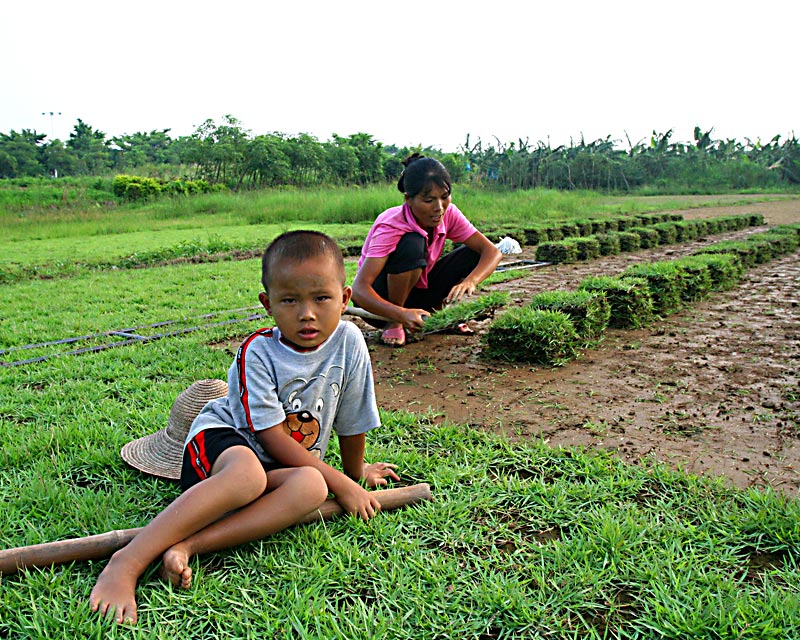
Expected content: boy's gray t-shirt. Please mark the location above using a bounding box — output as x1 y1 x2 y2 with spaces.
186 320 380 464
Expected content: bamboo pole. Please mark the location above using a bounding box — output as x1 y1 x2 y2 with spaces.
0 483 432 576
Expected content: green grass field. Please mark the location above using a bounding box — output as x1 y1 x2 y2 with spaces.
1 186 798 638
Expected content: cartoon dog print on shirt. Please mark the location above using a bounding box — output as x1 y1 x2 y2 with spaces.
278 365 343 458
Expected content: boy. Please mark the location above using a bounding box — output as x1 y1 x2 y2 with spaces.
90 230 399 624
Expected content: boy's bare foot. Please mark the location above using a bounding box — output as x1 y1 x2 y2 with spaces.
160 545 193 589
89 555 139 624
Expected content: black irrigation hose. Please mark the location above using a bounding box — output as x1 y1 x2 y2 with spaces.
0 307 267 367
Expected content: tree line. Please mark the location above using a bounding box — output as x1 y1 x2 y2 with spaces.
1 115 798 193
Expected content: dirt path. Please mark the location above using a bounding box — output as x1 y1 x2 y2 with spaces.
359 196 800 496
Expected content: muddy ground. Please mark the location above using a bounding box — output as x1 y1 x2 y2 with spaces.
352 197 800 497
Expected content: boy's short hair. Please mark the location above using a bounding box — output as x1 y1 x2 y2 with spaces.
261 231 346 292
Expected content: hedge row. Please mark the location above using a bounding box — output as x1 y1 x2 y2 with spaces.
535 213 764 264
482 223 799 366
112 175 226 201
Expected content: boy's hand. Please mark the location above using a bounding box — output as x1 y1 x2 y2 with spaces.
362 462 400 488
335 482 382 521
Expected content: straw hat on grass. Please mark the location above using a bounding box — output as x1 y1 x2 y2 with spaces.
121 379 228 479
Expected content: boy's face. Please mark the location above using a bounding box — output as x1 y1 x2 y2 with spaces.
259 254 351 349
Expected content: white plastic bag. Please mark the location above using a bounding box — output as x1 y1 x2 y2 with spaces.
495 236 522 254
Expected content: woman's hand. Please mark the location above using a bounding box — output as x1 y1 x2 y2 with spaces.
448 232 501 304
399 308 430 332
362 462 400 488
445 279 478 305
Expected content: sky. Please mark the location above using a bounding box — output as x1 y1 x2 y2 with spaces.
1 0 797 153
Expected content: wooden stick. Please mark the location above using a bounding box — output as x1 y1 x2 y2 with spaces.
0 483 432 576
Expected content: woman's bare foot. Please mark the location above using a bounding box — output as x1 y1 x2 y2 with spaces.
89 554 140 624
380 324 406 347
160 544 193 589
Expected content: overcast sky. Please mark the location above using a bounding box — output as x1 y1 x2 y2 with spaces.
2 1 796 152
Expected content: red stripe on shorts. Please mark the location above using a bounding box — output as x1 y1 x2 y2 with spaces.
188 431 210 480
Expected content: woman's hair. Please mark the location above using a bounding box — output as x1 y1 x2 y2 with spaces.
397 153 452 197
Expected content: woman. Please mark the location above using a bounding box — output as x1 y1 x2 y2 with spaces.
352 154 501 347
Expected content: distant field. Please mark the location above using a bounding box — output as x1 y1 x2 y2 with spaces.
1 182 786 274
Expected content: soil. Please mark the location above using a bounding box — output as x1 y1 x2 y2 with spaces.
351 197 800 497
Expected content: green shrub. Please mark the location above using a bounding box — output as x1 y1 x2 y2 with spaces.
579 275 654 329
681 253 743 291
617 231 641 252
112 174 163 201
112 174 219 201
746 212 765 226
528 289 610 345
535 241 578 263
111 174 129 197
164 179 186 195
164 178 214 195
622 261 685 316
482 308 580 365
629 226 660 248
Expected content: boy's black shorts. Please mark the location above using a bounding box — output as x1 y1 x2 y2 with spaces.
180 428 281 492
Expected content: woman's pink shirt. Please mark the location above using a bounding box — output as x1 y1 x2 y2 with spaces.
357 202 476 289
